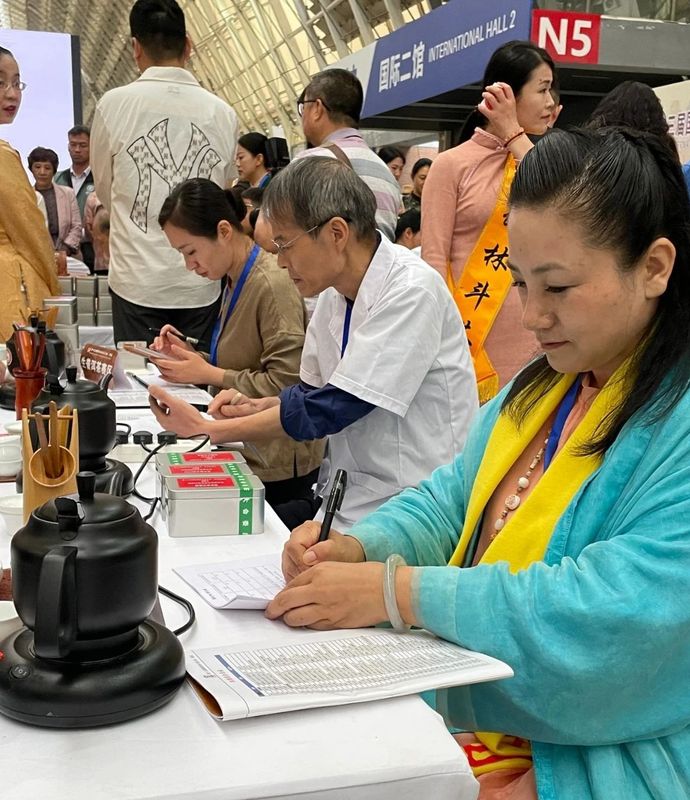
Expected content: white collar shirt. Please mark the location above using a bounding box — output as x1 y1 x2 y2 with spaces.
300 236 478 528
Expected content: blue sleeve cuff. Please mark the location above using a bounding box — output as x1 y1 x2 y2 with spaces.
280 382 375 441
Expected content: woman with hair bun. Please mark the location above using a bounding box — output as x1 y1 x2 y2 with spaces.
151 177 323 527
235 132 272 188
273 125 690 798
422 40 557 402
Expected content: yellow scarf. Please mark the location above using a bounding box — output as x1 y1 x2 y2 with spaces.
449 368 626 776
448 155 515 404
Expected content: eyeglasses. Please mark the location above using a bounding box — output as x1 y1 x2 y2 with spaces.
296 94 330 118
0 80 26 93
272 217 346 255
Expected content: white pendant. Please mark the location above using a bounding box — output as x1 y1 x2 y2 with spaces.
505 494 521 511
518 476 530 489
494 517 505 532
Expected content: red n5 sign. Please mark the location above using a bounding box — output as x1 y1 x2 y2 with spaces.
531 10 601 64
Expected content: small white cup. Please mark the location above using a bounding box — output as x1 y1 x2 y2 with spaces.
0 443 21 477
0 494 23 536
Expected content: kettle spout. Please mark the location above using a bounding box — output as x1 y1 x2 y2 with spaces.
98 373 114 391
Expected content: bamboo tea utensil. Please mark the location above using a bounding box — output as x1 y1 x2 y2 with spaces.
41 306 59 330
22 408 79 522
33 412 52 477
48 401 60 479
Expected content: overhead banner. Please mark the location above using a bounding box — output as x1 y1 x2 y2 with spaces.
332 0 532 119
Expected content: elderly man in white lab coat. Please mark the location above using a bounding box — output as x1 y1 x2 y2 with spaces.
149 156 478 529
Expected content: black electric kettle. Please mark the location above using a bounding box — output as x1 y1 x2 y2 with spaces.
0 472 186 728
33 366 116 471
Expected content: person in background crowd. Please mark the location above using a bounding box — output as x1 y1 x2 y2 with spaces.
0 46 58 340
148 157 478 529
240 186 264 237
235 132 272 188
270 126 690 800
296 68 401 241
395 208 421 253
28 147 82 258
547 86 562 129
402 158 431 212
422 40 557 402
377 145 406 181
54 124 96 269
91 0 239 347
150 178 323 527
586 80 678 160
84 191 111 272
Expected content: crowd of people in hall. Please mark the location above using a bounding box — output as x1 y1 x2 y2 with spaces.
2 0 690 796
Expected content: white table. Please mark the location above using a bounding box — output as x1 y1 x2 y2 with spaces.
0 411 478 800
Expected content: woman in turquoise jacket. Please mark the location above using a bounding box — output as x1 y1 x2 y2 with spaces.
266 127 690 800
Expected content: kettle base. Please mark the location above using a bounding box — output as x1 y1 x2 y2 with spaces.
0 620 186 728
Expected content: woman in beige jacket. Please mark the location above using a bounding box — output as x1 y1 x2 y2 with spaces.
151 177 323 528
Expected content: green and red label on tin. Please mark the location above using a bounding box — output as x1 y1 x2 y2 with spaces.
167 451 241 464
229 463 255 535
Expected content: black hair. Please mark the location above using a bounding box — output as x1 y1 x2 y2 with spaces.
68 124 90 138
411 158 432 178
158 178 246 236
395 208 421 241
504 126 690 456
238 132 268 159
28 147 59 173
377 146 405 165
130 0 186 61
586 81 678 160
301 69 363 127
0 47 14 59
241 186 264 207
459 40 556 144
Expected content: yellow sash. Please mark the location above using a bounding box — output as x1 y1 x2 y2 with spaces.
448 155 515 404
449 367 626 776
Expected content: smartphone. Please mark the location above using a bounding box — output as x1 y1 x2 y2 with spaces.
122 343 180 360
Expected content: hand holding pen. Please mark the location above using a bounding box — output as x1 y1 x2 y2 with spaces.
318 469 348 542
149 325 198 357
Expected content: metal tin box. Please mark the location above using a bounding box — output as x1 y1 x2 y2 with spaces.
156 450 247 515
165 471 265 537
43 296 77 325
75 276 97 297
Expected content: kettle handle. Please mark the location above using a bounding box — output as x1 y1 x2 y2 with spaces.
34 545 78 660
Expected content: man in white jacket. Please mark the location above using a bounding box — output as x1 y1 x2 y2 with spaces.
91 0 238 347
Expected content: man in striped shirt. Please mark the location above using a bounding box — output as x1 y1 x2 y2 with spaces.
296 69 401 241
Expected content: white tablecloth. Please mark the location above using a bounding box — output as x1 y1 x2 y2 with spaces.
0 410 479 800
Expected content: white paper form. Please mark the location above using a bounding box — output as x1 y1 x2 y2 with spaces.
186 628 514 721
174 554 285 610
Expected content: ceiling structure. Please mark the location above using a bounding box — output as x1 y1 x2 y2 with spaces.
0 0 437 144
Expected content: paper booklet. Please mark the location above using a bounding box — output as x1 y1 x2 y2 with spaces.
186 628 513 721
174 554 284 610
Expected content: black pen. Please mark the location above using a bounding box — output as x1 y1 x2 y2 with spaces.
318 469 348 542
147 327 199 347
127 371 149 390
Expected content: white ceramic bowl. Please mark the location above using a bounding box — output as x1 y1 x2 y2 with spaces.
0 494 23 536
0 443 21 477
3 420 22 436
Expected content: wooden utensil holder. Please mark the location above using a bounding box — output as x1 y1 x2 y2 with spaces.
21 408 80 522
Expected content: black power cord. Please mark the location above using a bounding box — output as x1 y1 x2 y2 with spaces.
158 584 196 636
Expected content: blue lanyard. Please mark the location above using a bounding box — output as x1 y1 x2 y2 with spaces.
341 299 353 357
543 375 582 470
258 172 271 189
210 244 260 366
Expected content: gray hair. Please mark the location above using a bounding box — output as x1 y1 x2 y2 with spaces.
262 156 377 241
